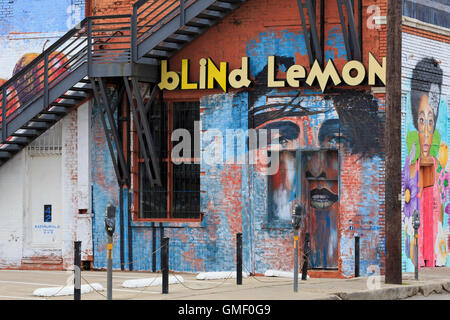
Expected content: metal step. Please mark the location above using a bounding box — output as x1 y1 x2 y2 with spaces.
0 144 20 152
69 86 93 92
23 122 52 130
50 102 76 108
175 26 204 36
208 2 236 11
0 151 12 159
198 9 227 19
60 94 87 100
165 34 193 43
145 50 171 59
0 137 30 145
31 114 60 123
154 42 183 51
186 18 215 28
12 129 41 138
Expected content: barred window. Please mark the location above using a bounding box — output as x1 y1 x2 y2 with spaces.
139 101 200 220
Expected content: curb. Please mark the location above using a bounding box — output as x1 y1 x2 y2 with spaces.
333 281 450 300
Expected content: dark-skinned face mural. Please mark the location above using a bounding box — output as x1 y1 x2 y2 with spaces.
249 56 383 218
403 57 449 269
248 55 384 269
305 151 339 210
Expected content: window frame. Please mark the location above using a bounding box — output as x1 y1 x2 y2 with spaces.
134 98 203 222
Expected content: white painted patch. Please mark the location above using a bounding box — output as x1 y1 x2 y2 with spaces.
33 283 104 297
196 271 249 280
122 275 184 288
264 270 310 279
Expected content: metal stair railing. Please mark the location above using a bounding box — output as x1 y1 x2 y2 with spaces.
0 14 132 144
132 0 190 52
0 17 89 143
132 0 209 61
0 0 246 148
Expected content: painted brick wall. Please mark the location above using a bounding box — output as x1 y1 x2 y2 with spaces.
0 0 85 79
0 1 89 269
91 0 137 15
90 0 388 278
401 29 450 272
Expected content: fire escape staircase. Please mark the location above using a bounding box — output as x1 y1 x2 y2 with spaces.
0 0 247 183
0 0 362 183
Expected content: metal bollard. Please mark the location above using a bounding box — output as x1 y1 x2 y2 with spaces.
236 233 243 285
162 237 169 294
355 235 360 278
294 231 299 292
74 241 81 300
301 233 310 281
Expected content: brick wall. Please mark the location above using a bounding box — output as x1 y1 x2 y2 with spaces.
90 0 137 16
401 27 450 271
90 0 388 277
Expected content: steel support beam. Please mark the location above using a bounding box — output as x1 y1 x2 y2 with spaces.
123 77 162 187
336 0 361 61
297 0 323 65
91 78 129 185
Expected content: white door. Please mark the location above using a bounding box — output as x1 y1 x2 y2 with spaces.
28 154 62 249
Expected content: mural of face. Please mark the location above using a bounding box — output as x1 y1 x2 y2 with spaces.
318 118 353 151
417 94 435 158
268 151 296 221
304 151 338 210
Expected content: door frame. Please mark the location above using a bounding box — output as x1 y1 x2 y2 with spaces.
299 147 340 270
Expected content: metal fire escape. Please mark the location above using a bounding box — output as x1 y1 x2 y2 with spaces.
0 0 247 270
297 0 363 65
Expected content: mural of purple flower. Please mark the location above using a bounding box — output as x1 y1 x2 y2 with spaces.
403 156 419 219
440 171 450 203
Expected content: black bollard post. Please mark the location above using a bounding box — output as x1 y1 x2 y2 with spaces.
152 222 156 272
162 237 169 294
355 235 360 278
301 233 310 280
236 233 243 285
74 241 81 300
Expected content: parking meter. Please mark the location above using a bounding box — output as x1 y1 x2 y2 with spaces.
413 210 420 231
291 204 305 230
105 203 116 237
105 203 116 300
291 203 305 292
413 209 420 280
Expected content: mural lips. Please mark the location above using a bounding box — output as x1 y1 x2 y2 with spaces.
310 188 338 210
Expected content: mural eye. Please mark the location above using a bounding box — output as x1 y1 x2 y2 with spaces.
279 137 289 145
328 135 349 146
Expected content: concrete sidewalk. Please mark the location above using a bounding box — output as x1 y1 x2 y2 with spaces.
0 267 448 300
